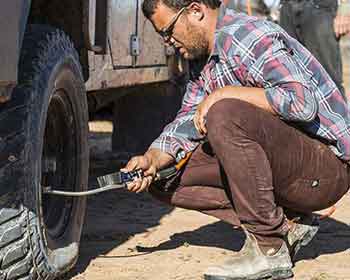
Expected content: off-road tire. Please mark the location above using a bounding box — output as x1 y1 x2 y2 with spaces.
0 25 89 279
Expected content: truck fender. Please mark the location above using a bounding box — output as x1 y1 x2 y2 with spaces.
0 0 31 99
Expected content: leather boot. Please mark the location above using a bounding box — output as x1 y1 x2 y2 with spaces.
204 232 293 280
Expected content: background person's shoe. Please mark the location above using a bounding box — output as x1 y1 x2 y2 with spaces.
287 214 319 260
204 233 293 280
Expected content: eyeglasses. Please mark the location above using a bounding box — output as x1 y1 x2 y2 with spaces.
158 6 187 42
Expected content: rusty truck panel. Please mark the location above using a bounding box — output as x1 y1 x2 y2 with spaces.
109 0 137 66
0 0 31 102
85 0 170 91
136 0 167 66
0 0 31 86
1 0 173 95
86 63 169 91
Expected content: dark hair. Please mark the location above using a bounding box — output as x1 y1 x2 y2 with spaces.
142 0 221 19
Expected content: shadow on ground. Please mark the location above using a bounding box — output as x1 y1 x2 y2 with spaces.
134 216 350 264
135 221 246 253
295 216 350 261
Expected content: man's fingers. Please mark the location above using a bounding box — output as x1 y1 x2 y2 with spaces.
346 17 350 33
124 157 139 171
140 177 149 191
199 113 208 134
334 17 342 37
335 24 340 37
136 176 152 193
128 176 152 193
339 19 345 36
201 117 208 134
194 107 204 134
144 166 156 178
126 181 136 191
128 178 142 192
123 155 151 173
334 15 350 37
194 113 201 134
196 110 208 135
334 25 340 38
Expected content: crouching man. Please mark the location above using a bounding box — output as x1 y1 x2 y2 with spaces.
123 0 350 279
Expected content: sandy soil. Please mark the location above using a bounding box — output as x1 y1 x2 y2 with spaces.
60 120 350 280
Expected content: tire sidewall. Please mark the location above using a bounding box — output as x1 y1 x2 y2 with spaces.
25 45 88 271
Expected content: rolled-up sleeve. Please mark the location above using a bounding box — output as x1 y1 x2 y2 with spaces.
253 33 318 122
149 79 206 161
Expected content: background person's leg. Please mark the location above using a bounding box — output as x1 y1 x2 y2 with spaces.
299 0 345 96
279 1 299 41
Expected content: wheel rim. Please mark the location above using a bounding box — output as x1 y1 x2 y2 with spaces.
41 88 78 244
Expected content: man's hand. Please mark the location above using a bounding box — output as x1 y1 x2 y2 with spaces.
193 86 274 135
335 2 350 38
193 92 221 135
334 14 350 38
122 149 175 193
121 155 156 193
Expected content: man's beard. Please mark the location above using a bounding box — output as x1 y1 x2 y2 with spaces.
183 25 209 60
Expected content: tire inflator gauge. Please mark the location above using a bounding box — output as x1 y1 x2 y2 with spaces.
43 153 192 197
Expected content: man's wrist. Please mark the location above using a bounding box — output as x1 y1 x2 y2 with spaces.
144 149 159 170
211 89 225 104
145 148 175 170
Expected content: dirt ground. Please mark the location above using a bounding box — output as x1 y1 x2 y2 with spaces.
61 119 350 280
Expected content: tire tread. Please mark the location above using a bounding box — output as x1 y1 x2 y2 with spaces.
0 24 83 280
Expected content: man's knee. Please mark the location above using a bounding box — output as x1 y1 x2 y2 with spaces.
206 99 260 142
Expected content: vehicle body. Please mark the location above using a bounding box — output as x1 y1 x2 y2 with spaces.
0 0 173 98
0 1 180 279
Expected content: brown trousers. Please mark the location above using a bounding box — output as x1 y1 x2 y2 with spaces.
149 99 349 247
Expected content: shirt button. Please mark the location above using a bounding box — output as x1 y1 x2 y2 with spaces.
210 69 216 79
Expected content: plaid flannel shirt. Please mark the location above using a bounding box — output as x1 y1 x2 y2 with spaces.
150 4 350 162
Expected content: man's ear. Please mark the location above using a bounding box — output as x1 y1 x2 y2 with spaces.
187 2 205 21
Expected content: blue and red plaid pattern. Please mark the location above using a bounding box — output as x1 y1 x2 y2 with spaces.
150 4 350 162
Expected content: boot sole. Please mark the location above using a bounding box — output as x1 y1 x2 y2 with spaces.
204 268 294 280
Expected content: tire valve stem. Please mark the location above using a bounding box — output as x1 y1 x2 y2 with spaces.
42 186 52 193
